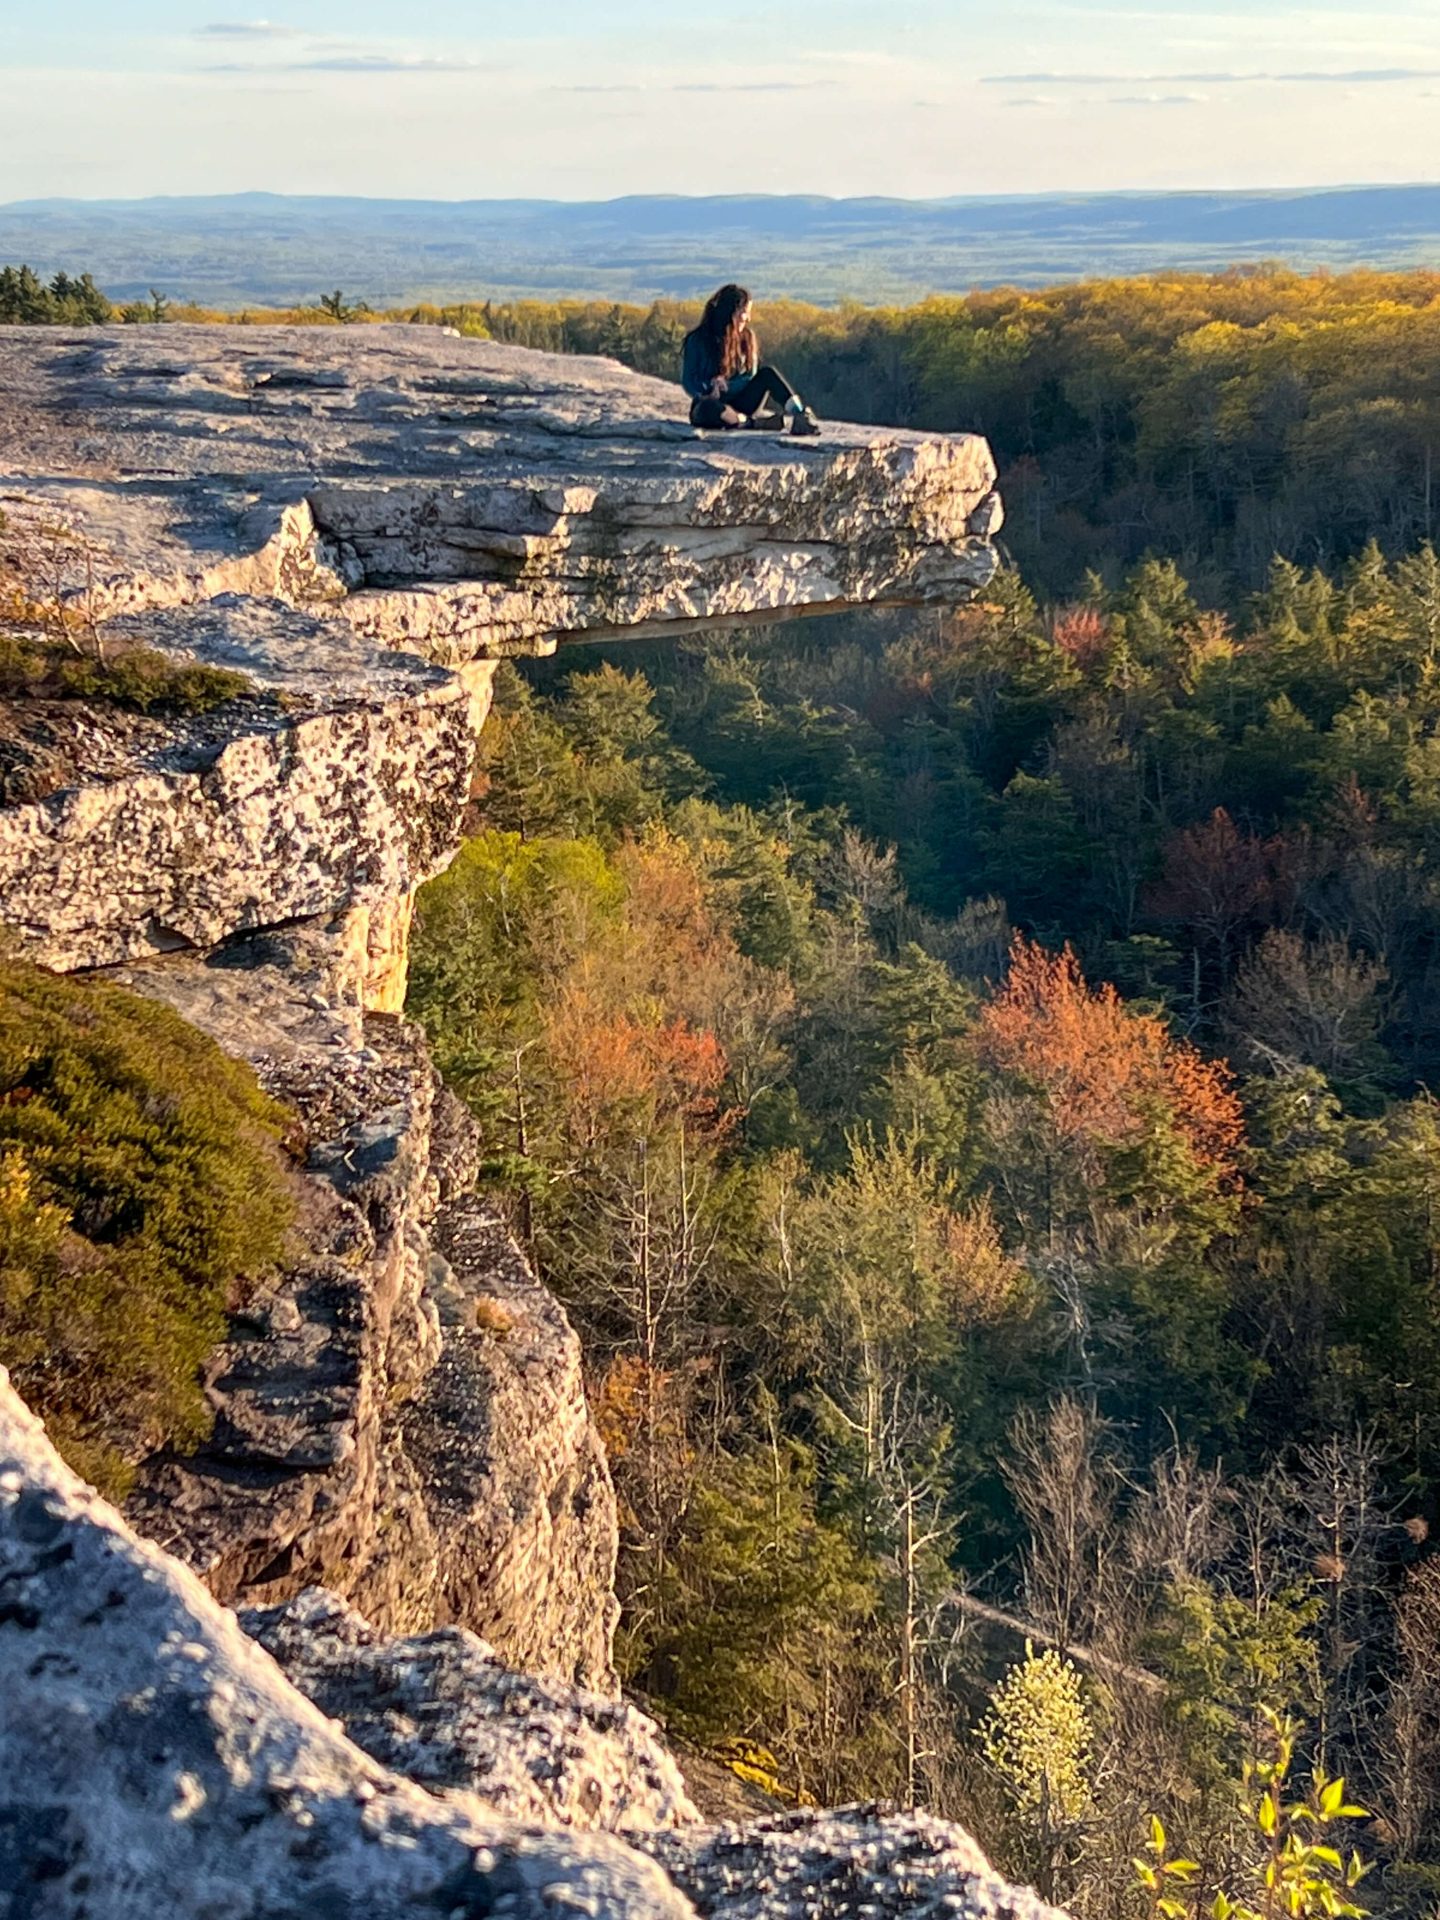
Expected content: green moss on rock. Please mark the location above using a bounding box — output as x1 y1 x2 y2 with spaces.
0 962 294 1493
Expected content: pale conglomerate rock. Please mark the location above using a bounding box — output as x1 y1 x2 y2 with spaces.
242 1586 699 1834
116 943 621 1691
0 326 1001 652
0 324 1000 980
640 1806 1064 1920
0 594 497 979
0 1371 695 1920
402 1198 622 1685
0 1367 1066 1920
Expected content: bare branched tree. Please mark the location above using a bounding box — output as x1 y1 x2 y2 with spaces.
1006 1395 1124 1655
1385 1559 1440 1857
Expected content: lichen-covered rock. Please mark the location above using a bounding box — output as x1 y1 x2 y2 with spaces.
0 1370 694 1920
0 594 496 981
641 1805 1065 1920
0 1364 1066 1920
0 325 999 979
118 945 619 1691
243 1587 698 1833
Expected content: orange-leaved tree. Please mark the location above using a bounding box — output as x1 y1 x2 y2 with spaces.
979 935 1243 1178
542 985 735 1155
976 932 1245 1293
976 935 1247 1408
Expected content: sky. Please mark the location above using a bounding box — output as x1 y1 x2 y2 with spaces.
3 0 1440 202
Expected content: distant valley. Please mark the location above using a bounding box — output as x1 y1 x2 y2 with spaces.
3 184 1440 307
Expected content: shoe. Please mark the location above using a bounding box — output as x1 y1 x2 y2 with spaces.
743 408 784 430
789 407 821 437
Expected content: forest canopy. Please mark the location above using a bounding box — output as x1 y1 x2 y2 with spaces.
409 554 1440 1909
8 256 1440 1913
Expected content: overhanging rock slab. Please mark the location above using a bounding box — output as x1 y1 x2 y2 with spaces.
0 322 1001 982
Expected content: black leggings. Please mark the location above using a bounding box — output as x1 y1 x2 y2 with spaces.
689 364 797 427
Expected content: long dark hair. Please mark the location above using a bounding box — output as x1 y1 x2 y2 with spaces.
699 283 755 380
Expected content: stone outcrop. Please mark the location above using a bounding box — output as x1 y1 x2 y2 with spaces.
0 1374 1065 1920
641 1807 1061 1920
116 940 618 1690
243 1587 698 1834
1 325 1000 648
0 325 999 981
0 1371 693 1920
0 593 489 989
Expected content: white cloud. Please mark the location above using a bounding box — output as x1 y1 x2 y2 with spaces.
196 19 300 37
672 80 833 93
1108 91 1207 105
984 66 1440 84
300 54 480 71
205 53 484 73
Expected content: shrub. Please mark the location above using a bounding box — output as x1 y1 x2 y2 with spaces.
1137 1713 1370 1920
979 1643 1093 1829
0 963 294 1493
0 632 250 716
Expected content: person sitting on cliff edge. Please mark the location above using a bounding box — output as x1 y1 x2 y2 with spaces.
682 284 821 435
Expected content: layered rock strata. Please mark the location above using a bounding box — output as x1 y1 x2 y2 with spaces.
0 325 1000 981
1 324 1003 1677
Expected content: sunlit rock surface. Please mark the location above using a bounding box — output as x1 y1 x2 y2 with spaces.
0 1373 1066 1920
0 1369 693 1920
243 1586 699 1833
0 324 999 978
0 327 1000 1685
0 323 1000 646
642 1806 1064 1920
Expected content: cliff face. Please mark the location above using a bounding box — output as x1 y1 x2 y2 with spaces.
0 323 1001 1690
0 325 1030 1916
114 943 621 1688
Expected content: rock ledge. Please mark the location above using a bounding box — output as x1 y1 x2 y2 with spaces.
0 324 1000 983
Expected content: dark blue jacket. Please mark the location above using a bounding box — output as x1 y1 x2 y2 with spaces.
681 327 757 400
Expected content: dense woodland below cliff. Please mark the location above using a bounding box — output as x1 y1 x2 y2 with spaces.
407 559 1440 1915
8 265 1440 1916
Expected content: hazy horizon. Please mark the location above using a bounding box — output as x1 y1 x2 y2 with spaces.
6 183 1440 309
7 180 1440 209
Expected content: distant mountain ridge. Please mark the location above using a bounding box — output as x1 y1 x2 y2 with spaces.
3 185 1439 307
